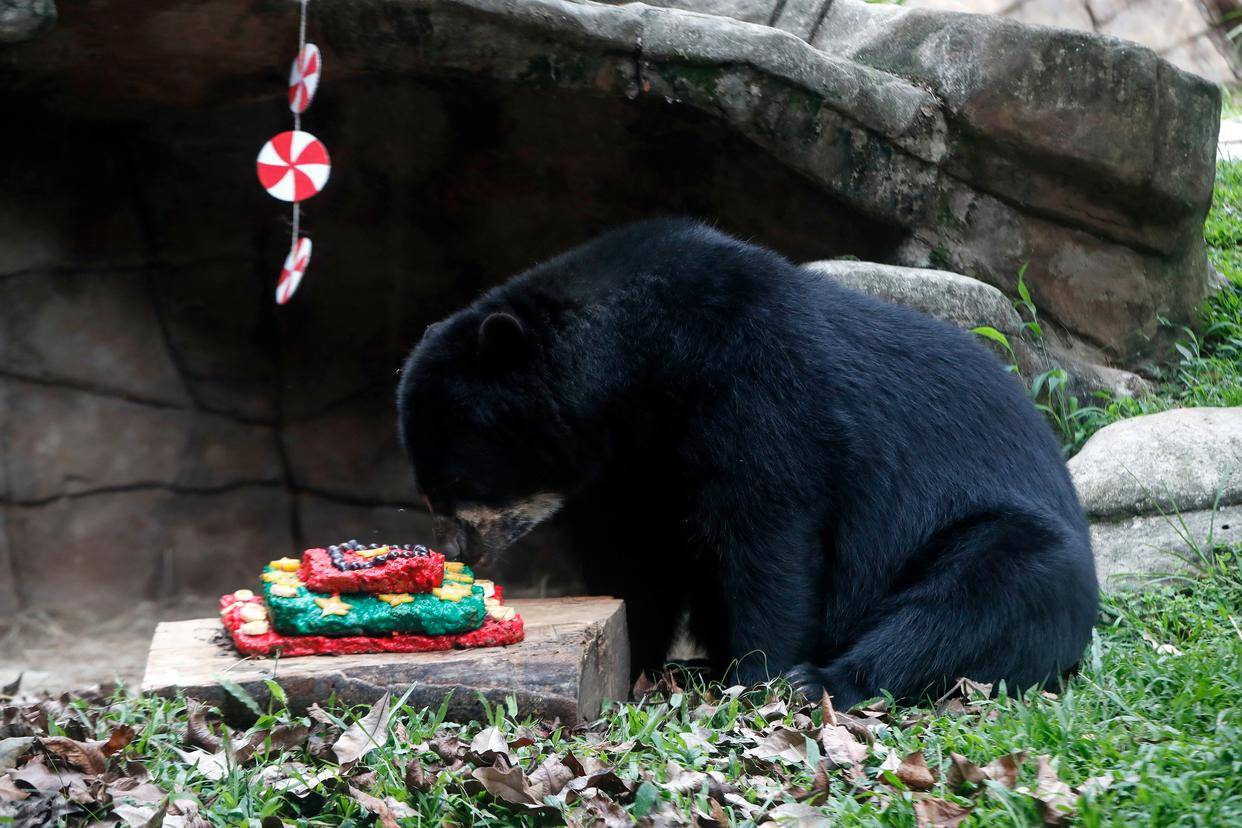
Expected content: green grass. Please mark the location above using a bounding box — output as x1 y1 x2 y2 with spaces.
8 552 1238 826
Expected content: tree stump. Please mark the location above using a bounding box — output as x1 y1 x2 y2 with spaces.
142 597 628 725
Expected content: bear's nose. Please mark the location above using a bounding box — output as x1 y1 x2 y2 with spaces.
431 514 466 560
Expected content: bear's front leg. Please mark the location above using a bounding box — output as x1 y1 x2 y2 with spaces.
709 520 824 687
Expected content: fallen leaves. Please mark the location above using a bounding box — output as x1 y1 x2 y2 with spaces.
914 796 972 828
332 691 392 765
1029 754 1078 825
0 669 1122 828
347 784 416 827
743 726 814 765
895 750 937 791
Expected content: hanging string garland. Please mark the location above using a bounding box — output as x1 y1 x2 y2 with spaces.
256 0 329 305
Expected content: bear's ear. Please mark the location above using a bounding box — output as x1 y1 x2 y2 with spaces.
477 312 529 369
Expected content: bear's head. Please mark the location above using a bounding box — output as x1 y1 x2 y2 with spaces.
397 303 591 566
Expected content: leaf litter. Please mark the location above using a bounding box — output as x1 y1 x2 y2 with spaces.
0 666 1122 826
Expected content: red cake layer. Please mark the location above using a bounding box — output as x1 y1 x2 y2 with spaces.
298 546 446 594
219 593 524 657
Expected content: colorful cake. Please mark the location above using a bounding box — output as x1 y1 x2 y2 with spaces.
220 540 523 656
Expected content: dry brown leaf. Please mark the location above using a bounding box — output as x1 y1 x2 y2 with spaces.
185 700 224 753
576 787 630 827
347 785 416 828
0 736 35 771
819 724 868 768
694 797 729 827
761 801 832 826
265 722 311 753
527 755 575 800
945 752 987 790
744 726 812 765
0 774 28 802
983 751 1027 789
430 733 466 763
755 700 788 721
10 755 85 793
874 745 902 773
632 672 657 700
678 729 717 754
1078 774 1113 798
660 760 707 794
332 692 392 765
913 796 972 828
404 757 431 793
257 762 337 796
724 791 762 819
471 761 559 816
113 799 169 828
562 765 634 802
819 691 837 727
306 703 336 726
107 776 167 805
171 810 214 828
101 724 136 758
38 735 107 774
1031 755 1076 826
896 750 937 792
934 679 993 716
172 747 229 781
467 726 515 765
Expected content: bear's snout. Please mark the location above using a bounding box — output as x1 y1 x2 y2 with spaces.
437 494 565 569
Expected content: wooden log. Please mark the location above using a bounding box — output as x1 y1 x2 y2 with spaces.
142 597 629 725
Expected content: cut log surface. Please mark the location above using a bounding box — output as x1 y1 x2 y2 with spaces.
142 597 628 725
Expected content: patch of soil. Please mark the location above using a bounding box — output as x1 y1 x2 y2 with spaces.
0 597 218 695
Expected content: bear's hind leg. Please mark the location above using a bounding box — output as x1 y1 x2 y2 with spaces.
788 512 1097 709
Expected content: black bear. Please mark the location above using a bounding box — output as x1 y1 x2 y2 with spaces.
397 219 1098 708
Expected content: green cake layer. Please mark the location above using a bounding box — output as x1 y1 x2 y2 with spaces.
260 565 486 637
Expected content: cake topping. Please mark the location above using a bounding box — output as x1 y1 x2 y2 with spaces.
314 593 353 616
326 540 431 571
377 592 413 606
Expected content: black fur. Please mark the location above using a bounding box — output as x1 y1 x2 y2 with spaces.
397 219 1099 707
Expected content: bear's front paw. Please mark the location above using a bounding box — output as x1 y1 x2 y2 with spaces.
783 662 866 711
783 662 828 699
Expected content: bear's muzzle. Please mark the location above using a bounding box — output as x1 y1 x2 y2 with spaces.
432 493 564 568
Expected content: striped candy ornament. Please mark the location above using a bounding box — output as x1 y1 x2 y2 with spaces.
276 237 312 304
256 130 331 203
288 43 321 113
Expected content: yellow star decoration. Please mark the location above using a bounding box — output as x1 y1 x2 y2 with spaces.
269 557 301 572
377 592 413 606
315 593 353 617
262 570 302 586
356 545 390 559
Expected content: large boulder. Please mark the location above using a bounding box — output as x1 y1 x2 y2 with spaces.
804 259 1151 397
904 0 1242 86
1068 408 1242 588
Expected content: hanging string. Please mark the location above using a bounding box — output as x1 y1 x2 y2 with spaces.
290 0 310 254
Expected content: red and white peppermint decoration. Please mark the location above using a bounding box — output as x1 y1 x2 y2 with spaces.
256 130 331 202
276 237 312 305
288 44 321 113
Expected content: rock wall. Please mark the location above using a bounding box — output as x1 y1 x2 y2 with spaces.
905 0 1242 85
